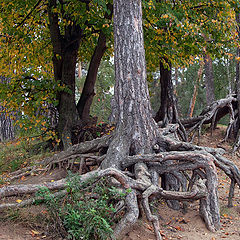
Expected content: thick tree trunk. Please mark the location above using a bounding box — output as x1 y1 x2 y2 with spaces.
48 0 81 149
102 0 159 169
154 60 177 126
204 54 215 106
57 47 80 149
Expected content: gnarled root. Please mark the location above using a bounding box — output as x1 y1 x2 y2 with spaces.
113 190 139 239
181 95 239 147
2 137 240 239
40 135 111 167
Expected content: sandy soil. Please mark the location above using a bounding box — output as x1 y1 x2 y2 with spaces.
0 222 35 240
0 126 240 240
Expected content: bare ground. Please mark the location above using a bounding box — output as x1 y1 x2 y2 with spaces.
0 126 240 240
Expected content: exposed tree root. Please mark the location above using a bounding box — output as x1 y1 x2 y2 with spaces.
1 128 240 239
40 134 111 167
181 95 240 151
2 166 47 182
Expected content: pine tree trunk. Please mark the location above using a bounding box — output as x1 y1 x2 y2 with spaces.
204 54 215 106
102 0 159 169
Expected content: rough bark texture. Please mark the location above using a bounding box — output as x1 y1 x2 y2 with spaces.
3 2 240 240
0 77 16 141
102 0 159 169
0 106 15 142
204 54 215 106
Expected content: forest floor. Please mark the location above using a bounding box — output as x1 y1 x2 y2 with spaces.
0 125 240 240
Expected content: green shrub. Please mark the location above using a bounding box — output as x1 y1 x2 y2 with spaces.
36 173 126 240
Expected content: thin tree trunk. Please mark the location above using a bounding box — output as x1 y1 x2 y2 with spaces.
188 61 204 117
76 31 107 121
204 54 215 106
77 4 113 122
0 77 16 141
235 12 240 146
236 13 240 122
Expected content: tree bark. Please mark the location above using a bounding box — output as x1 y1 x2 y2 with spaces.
154 60 177 126
204 54 215 106
0 77 16 141
102 0 159 169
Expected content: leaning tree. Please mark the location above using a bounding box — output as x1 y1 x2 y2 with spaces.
1 1 240 240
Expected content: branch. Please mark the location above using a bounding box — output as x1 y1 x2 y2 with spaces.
16 0 43 28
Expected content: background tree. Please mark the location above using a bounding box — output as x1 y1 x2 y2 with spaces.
2 2 240 240
0 0 113 149
143 0 237 123
0 77 16 141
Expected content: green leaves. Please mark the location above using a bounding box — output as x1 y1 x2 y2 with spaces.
143 0 238 70
37 174 126 240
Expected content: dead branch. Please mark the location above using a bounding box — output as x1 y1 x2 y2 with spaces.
181 95 238 144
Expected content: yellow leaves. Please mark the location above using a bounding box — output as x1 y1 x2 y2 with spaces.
161 14 169 19
102 24 109 28
31 230 40 237
41 121 46 126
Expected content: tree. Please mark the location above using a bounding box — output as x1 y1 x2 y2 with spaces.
154 60 176 125
47 0 113 149
77 4 113 122
144 0 237 127
3 1 240 240
0 77 16 141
